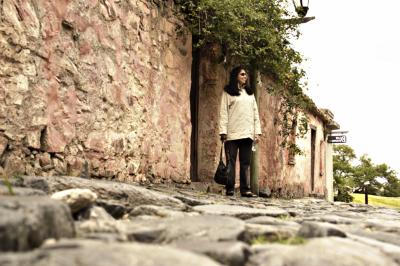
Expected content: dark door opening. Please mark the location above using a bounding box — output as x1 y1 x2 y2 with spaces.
310 127 317 192
190 44 200 181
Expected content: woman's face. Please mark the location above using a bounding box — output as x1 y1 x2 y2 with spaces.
237 69 247 86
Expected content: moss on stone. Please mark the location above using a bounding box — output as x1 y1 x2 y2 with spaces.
251 235 307 245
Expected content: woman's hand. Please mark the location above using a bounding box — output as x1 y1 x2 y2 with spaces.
220 134 227 141
254 134 261 143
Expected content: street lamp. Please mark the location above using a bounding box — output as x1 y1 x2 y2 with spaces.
292 0 309 18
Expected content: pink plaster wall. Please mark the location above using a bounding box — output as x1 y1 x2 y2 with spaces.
0 0 331 194
0 0 192 183
197 59 329 198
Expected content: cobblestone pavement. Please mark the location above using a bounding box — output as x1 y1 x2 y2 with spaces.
1 176 399 266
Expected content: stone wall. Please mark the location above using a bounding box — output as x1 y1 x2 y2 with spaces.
196 49 228 180
0 0 192 183
197 58 331 198
325 142 334 201
281 113 326 198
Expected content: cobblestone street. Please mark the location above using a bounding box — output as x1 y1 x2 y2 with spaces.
1 175 399 265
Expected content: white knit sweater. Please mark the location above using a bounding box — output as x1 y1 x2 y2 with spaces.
219 89 262 141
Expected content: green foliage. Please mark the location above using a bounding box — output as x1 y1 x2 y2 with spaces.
251 235 307 245
276 236 307 245
1 175 15 195
178 0 301 75
333 145 400 200
333 145 356 185
251 235 269 245
333 145 356 202
176 0 312 154
353 156 398 196
277 214 290 220
353 155 382 194
382 174 400 197
334 186 354 203
177 0 305 88
279 109 308 155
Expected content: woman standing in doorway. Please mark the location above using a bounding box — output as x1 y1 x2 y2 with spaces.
219 66 262 197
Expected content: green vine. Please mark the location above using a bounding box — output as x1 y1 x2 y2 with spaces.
176 0 313 155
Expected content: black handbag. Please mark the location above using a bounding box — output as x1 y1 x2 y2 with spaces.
214 141 228 185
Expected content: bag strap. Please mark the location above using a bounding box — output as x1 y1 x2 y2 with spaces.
219 140 224 161
220 140 230 163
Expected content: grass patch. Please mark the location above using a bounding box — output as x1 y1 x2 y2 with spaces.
251 235 307 245
251 235 268 245
1 176 15 195
276 236 307 245
277 214 291 220
352 193 400 209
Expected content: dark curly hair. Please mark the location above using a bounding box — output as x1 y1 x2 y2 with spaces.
224 66 253 96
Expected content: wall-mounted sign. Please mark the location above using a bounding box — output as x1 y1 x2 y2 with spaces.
328 135 346 143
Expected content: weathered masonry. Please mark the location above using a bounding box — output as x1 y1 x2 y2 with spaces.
0 0 339 200
193 50 339 200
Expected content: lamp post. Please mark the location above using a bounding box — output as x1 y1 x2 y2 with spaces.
250 66 259 197
292 0 309 17
285 0 314 24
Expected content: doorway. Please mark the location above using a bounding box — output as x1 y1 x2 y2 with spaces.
310 127 317 192
190 45 200 181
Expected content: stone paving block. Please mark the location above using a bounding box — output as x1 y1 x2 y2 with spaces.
193 204 289 219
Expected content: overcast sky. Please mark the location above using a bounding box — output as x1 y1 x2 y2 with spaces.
293 0 400 174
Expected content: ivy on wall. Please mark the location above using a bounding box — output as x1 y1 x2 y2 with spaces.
175 0 314 155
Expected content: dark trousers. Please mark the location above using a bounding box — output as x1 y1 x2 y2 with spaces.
224 138 253 193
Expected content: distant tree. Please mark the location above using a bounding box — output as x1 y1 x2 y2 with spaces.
353 156 399 196
333 145 356 202
333 145 400 199
353 155 381 194
380 167 400 197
